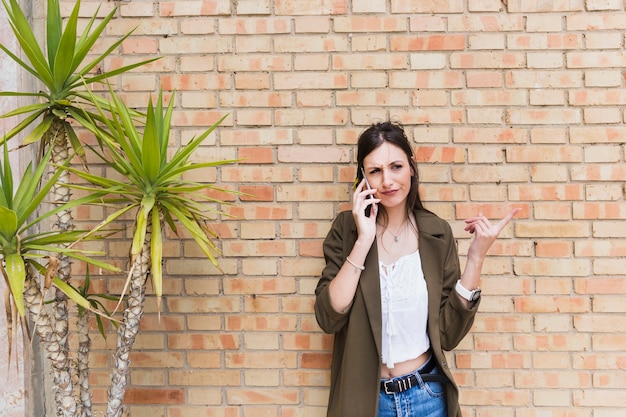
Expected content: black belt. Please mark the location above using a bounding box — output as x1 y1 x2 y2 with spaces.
380 357 449 394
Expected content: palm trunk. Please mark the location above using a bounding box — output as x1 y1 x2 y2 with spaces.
77 311 92 417
105 224 153 417
23 265 77 417
48 117 76 416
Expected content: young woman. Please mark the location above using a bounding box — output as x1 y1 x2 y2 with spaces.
315 121 519 417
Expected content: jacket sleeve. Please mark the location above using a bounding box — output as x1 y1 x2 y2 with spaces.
314 212 353 334
438 220 480 351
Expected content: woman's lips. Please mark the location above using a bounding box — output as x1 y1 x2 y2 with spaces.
381 189 398 197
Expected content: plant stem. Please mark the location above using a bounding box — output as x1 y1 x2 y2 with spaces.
77 311 92 417
105 223 152 417
49 116 77 416
23 267 77 417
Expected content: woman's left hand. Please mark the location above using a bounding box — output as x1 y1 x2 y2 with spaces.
464 208 521 262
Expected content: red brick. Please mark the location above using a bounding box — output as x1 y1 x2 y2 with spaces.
390 35 466 51
124 388 184 405
301 352 332 369
239 185 275 201
415 146 465 163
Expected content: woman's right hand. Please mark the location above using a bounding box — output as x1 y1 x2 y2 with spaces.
352 179 379 244
326 180 380 314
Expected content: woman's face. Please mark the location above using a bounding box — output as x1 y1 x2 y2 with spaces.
362 141 413 211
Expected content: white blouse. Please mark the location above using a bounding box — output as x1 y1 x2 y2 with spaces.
379 250 430 369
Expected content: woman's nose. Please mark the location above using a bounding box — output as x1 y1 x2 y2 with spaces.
380 169 391 186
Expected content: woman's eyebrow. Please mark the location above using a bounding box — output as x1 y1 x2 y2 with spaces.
365 160 404 169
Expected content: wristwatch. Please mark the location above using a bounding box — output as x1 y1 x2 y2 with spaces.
455 280 481 302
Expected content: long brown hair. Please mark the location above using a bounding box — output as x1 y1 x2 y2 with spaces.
355 121 427 226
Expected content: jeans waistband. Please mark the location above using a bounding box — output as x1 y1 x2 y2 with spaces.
380 355 448 394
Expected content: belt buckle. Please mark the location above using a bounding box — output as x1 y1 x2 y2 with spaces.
382 380 394 394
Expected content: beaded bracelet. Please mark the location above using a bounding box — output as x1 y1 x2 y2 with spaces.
346 256 365 272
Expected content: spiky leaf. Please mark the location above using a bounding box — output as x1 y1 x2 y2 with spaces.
3 253 25 316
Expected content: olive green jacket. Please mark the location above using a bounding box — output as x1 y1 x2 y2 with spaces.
315 209 479 417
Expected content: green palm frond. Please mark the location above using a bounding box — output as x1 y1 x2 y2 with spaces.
70 87 239 309
0 144 120 317
0 0 159 149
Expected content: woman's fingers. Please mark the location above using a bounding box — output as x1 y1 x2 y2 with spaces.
465 208 520 261
352 179 378 226
353 179 378 217
464 212 485 233
464 208 520 235
495 208 521 231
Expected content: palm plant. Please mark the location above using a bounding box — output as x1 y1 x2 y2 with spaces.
0 0 156 268
0 0 156 413
0 144 120 417
67 88 237 417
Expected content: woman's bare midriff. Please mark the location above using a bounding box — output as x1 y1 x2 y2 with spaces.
380 351 431 379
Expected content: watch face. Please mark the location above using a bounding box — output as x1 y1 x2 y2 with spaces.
471 290 481 301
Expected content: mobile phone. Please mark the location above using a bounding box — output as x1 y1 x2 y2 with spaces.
361 167 373 216
361 167 372 195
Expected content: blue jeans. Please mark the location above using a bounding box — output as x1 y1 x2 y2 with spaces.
378 359 447 417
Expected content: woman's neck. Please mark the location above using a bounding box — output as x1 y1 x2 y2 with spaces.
383 206 408 228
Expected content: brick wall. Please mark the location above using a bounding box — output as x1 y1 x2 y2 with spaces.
67 0 626 416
